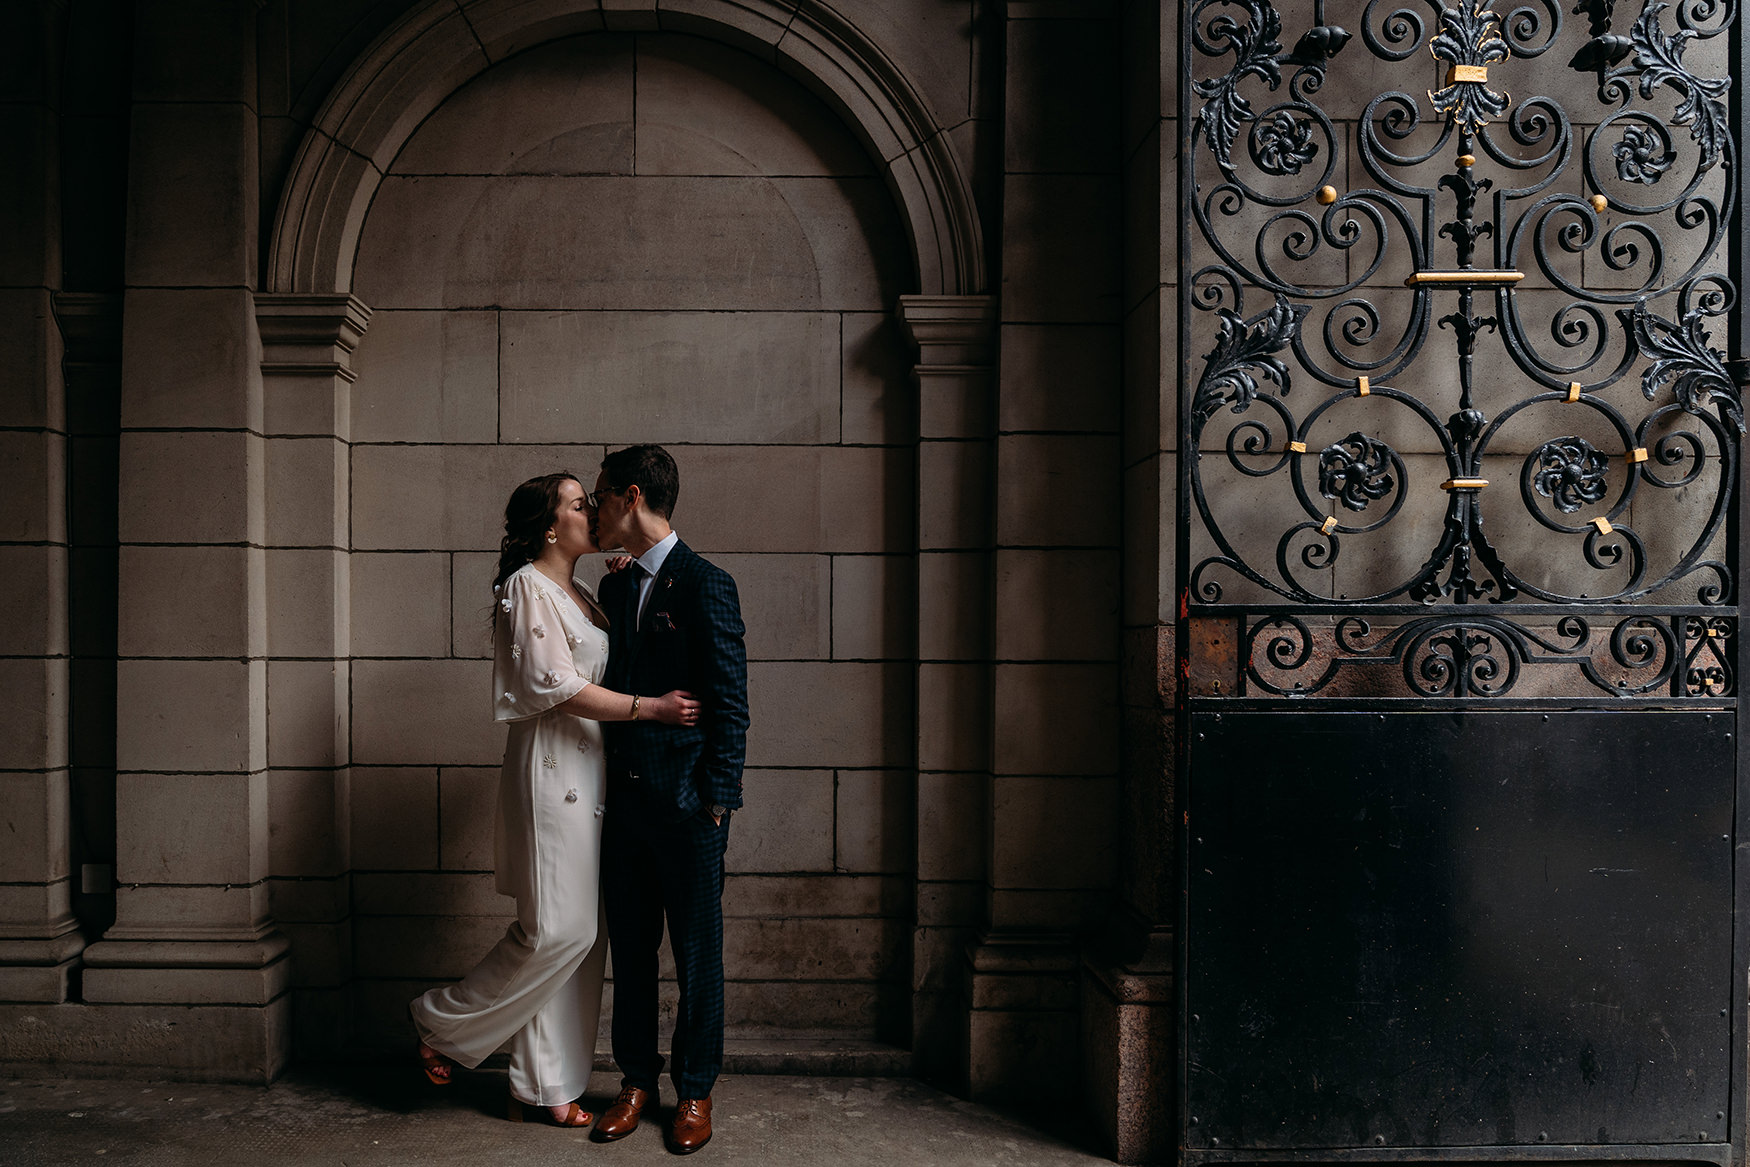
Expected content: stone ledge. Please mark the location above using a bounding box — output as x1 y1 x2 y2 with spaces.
0 999 291 1083
701 1036 912 1077
0 960 77 1004
465 1035 913 1078
0 929 86 966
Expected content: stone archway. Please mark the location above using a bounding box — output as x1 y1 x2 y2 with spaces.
256 0 999 1068
266 0 984 299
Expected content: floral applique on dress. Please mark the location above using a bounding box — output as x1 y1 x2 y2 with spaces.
542 754 558 770
532 624 546 638
511 644 522 660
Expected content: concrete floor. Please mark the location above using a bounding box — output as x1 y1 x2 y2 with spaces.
0 1069 1109 1166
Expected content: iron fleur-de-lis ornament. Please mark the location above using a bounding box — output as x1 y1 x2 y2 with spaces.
1428 0 1512 130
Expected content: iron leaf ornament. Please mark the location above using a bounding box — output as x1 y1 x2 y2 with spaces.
1191 0 1350 174
1428 0 1512 130
1191 294 1309 434
1629 301 1746 433
1192 0 1285 172
1626 1 1729 172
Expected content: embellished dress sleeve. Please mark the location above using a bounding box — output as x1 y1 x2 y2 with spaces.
492 569 589 722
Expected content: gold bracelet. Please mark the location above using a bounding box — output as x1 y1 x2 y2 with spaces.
630 695 641 721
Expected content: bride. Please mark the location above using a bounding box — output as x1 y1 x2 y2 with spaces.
410 472 698 1126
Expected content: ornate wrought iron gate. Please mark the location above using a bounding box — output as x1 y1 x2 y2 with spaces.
1179 0 1749 1163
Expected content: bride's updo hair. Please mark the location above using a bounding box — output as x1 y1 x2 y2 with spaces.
491 472 579 605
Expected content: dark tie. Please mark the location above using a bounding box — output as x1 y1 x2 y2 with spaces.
626 562 648 635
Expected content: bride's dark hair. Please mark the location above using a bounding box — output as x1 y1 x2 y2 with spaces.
491 472 579 620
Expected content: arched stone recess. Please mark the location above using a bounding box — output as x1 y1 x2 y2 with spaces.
260 0 1001 1068
266 0 985 299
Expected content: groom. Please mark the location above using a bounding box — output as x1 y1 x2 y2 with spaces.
589 444 748 1154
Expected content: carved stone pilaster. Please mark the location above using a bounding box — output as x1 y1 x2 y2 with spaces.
899 295 997 1090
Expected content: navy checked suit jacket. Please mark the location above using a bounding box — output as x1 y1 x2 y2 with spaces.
599 540 749 821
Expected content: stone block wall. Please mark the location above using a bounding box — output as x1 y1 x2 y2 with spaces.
0 1 1166 1157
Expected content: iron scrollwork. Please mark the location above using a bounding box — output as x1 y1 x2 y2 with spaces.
1238 610 1730 699
1187 0 1741 703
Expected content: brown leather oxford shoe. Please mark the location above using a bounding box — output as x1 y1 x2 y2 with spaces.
591 1084 650 1142
666 1096 712 1154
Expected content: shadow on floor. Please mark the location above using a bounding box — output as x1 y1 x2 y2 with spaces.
0 1067 1112 1166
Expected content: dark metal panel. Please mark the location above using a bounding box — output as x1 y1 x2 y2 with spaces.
1186 711 1733 1152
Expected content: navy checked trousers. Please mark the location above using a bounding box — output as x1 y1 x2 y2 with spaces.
602 800 730 1100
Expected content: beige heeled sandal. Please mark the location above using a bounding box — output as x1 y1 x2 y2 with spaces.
508 1097 594 1127
416 1037 455 1086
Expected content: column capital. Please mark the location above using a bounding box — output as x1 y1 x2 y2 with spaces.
52 292 123 360
255 293 372 375
898 294 997 367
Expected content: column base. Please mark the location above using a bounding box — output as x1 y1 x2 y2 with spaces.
0 998 291 1083
0 931 88 1003
82 935 292 1005
963 931 1078 1111
1081 948 1174 1164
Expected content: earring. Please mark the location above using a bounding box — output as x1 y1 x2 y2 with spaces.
546 532 557 544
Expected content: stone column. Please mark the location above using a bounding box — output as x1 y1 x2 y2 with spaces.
963 0 1123 1112
1079 0 1177 1160
899 294 997 1089
79 0 290 1082
256 293 368 1056
0 0 81 1005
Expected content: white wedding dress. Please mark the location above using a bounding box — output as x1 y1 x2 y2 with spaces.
410 563 609 1107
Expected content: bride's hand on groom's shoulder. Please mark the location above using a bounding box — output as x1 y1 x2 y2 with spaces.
604 555 634 573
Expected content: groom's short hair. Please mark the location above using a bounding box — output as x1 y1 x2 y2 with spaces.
602 444 680 519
